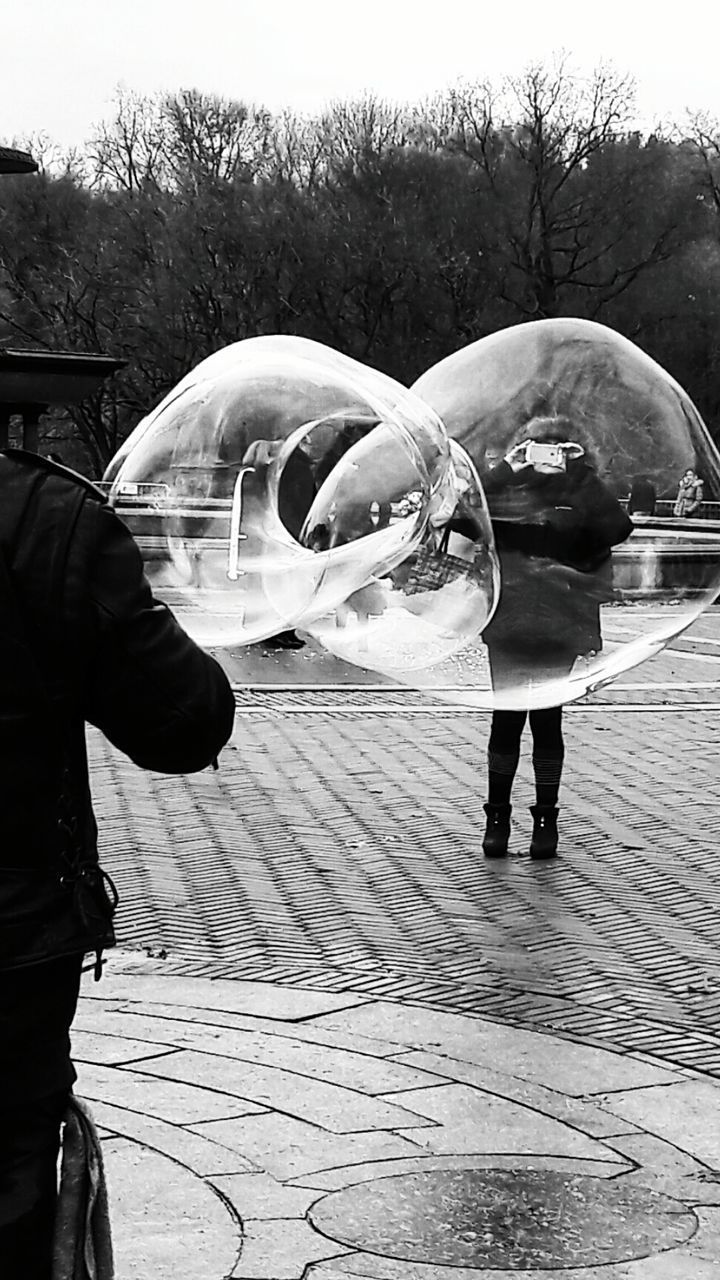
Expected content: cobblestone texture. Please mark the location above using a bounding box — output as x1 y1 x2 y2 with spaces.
90 618 720 1080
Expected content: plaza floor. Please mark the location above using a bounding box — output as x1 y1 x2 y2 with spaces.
75 610 720 1278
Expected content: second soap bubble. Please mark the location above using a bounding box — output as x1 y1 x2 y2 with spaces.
412 317 720 708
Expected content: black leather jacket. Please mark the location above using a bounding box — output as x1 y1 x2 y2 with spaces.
0 450 236 971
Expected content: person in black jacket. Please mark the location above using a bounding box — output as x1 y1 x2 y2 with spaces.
480 418 632 860
0 449 235 1280
627 475 657 518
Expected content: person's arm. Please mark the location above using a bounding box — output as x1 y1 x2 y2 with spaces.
480 459 517 494
82 503 235 774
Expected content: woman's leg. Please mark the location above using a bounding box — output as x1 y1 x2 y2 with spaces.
528 704 564 857
529 705 564 807
482 708 527 856
487 709 527 806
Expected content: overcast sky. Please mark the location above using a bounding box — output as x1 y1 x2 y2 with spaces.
3 0 719 151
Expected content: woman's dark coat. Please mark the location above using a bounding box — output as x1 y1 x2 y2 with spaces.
482 459 633 661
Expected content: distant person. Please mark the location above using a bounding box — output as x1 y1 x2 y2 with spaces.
628 475 657 518
480 417 632 859
673 468 704 517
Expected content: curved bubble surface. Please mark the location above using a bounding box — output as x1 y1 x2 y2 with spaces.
410 317 720 708
107 336 498 660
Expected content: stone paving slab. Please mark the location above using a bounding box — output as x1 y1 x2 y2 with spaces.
388 1083 621 1161
389 1049 644 1138
76 969 720 1280
595 1079 720 1165
230 1219 352 1280
74 994 413 1057
70 1028 177 1065
186 1111 425 1181
91 1097 258 1175
102 1137 241 1280
76 1009 445 1092
80 1061 269 1125
310 1002 686 1092
123 1047 439 1133
83 970 371 1020
212 1171 320 1219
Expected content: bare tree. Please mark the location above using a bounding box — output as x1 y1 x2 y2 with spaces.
87 88 170 192
683 111 720 219
161 89 276 188
429 60 682 318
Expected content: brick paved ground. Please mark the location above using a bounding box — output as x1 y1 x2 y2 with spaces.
75 607 720 1277
90 609 720 1080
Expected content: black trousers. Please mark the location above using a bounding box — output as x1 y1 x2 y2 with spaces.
0 1089 69 1280
0 954 83 1280
485 647 570 806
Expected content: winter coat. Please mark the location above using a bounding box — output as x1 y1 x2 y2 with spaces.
0 450 235 974
481 459 633 661
673 475 704 518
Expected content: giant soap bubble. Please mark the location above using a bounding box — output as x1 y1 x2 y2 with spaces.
305 437 499 671
410 317 720 709
107 335 498 663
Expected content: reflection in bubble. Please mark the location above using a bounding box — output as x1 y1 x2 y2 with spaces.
411 318 720 708
106 336 496 660
305 441 499 671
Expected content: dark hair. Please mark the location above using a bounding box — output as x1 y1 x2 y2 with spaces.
524 414 576 445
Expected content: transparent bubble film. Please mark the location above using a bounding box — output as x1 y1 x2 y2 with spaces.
410 318 720 708
108 336 499 665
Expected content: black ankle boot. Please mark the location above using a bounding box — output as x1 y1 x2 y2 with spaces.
483 803 511 857
529 805 559 859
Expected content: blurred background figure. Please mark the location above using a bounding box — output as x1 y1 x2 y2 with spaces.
480 416 632 860
628 475 657 517
673 467 704 517
242 439 317 651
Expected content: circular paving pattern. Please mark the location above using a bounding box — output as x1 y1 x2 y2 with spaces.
309 1168 697 1269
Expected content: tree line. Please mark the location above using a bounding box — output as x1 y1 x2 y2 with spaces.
2 61 720 478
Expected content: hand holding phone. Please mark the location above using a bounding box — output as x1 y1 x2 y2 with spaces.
526 441 566 468
526 440 585 470
504 439 533 472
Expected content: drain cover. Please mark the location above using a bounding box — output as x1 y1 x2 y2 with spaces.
309 1168 696 1269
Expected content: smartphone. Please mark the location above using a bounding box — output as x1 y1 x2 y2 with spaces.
526 441 566 468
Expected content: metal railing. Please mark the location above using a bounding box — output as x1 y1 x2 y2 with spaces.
94 480 171 507
622 498 720 522
96 481 720 534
